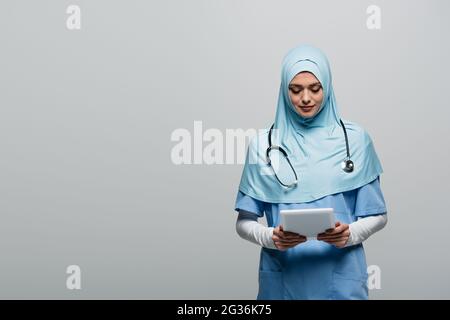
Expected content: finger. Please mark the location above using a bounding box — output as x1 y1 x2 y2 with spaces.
330 240 348 248
279 237 306 244
273 235 304 244
319 234 347 241
325 223 348 236
323 228 339 236
273 227 307 242
320 238 347 244
274 241 290 249
273 227 286 237
280 239 304 245
321 237 348 244
285 233 307 240
318 235 347 241
276 241 305 250
324 228 333 234
318 230 350 240
278 230 306 240
328 229 350 238
274 243 287 251
278 230 297 238
324 222 340 234
275 236 306 244
280 233 305 240
326 221 341 232
275 227 299 238
283 230 301 237
319 233 349 240
284 239 306 245
333 223 348 234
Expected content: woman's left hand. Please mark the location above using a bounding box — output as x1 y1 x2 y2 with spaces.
317 221 350 248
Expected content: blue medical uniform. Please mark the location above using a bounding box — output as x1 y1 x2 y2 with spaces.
234 176 387 300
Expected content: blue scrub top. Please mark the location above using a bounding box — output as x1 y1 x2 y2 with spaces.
234 176 387 300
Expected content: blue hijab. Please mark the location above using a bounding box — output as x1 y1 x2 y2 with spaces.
238 44 383 203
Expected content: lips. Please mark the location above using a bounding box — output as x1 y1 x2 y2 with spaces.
300 105 315 111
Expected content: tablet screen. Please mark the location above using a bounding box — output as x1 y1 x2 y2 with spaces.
280 208 335 238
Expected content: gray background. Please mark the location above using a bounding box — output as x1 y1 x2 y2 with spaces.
0 0 449 299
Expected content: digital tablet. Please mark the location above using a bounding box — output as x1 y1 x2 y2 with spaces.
280 208 335 239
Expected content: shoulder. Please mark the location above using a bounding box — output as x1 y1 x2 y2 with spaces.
340 119 373 146
247 128 271 152
235 190 266 217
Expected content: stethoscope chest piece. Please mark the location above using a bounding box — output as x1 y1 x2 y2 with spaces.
341 159 354 173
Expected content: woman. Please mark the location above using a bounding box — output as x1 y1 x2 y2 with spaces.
234 44 387 300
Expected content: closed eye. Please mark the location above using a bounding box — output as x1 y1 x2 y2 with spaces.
289 86 322 94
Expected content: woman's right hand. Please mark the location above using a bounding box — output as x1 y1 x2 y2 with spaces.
272 225 307 250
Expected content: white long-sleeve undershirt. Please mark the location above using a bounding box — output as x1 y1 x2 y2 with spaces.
235 210 387 249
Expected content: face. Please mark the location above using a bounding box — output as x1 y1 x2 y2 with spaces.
288 72 324 118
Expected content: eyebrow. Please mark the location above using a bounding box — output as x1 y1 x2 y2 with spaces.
289 82 321 88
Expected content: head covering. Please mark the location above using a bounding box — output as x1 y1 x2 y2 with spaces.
238 44 383 203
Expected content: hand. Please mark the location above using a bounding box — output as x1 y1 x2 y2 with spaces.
317 221 350 248
272 225 307 251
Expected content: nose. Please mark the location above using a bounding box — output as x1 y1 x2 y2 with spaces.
301 90 311 105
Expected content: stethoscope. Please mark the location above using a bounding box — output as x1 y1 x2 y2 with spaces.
266 119 354 188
